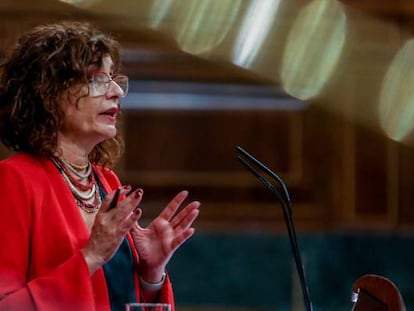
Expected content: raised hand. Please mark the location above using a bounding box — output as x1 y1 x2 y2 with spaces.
81 187 143 274
130 190 200 282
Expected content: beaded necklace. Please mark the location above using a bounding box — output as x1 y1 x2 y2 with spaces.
52 157 102 213
60 157 92 179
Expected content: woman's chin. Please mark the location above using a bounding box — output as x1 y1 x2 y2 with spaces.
94 127 117 142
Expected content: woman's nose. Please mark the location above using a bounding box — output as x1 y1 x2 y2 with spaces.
106 80 125 98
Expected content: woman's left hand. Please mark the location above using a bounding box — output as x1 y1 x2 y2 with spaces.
130 190 200 282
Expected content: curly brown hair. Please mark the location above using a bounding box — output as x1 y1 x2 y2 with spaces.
0 21 124 167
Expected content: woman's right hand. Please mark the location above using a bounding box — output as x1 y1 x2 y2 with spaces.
81 187 143 275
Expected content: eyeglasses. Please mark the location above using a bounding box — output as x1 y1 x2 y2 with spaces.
89 72 129 98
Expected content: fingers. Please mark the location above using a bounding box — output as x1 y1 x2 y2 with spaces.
169 201 200 230
158 191 200 238
171 227 196 252
158 190 189 221
100 185 131 211
98 187 144 234
171 205 199 247
122 207 142 231
169 200 200 251
118 188 143 218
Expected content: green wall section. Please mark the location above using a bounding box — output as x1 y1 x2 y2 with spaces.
168 233 414 311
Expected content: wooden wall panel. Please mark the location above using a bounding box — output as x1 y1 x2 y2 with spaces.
118 107 332 232
334 120 404 230
398 144 414 229
115 102 414 233
355 127 388 215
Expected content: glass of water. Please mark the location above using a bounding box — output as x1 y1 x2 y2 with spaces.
125 303 171 311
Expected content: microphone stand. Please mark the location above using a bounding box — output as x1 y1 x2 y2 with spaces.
236 146 313 311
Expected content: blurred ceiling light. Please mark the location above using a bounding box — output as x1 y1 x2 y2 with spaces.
379 39 414 142
148 0 174 29
232 0 281 68
174 0 242 55
58 0 101 8
281 0 346 100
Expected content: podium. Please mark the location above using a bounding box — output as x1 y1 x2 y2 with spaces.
351 274 406 311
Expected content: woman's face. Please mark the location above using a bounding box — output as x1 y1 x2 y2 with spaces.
59 56 124 150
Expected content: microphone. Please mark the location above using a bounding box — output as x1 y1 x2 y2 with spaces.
236 145 313 311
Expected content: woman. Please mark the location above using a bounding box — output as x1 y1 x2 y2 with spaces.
0 21 200 311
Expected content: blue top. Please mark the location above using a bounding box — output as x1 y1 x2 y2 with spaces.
103 237 137 311
95 173 137 311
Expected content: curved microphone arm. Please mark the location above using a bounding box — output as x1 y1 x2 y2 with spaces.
236 146 291 209
236 146 313 311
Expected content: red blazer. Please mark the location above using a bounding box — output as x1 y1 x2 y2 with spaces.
0 153 174 311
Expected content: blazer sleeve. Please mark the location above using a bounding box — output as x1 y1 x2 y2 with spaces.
0 162 97 311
